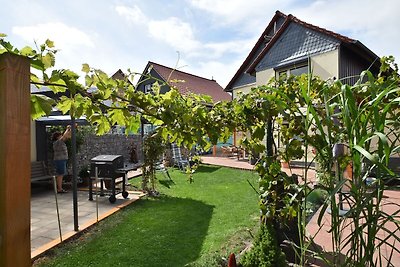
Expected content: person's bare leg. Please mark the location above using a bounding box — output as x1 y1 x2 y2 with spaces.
57 175 63 192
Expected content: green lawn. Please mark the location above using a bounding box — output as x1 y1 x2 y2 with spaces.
35 165 260 267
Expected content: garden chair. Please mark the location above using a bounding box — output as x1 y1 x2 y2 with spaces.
155 158 172 181
171 143 190 171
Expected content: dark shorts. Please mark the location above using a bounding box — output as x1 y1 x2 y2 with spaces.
54 160 67 175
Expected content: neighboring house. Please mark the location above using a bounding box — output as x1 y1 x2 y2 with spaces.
225 10 382 157
225 10 380 98
136 61 232 149
137 61 231 103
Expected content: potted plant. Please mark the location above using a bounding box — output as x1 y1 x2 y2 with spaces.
78 166 90 186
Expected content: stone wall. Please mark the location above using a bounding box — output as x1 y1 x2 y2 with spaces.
47 132 142 173
76 133 142 171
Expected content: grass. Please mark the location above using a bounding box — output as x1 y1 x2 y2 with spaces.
34 165 260 267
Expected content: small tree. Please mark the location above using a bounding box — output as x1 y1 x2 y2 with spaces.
142 132 165 195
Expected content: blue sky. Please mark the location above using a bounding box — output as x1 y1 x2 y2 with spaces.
1 0 399 87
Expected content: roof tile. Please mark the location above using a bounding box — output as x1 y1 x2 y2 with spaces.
149 62 231 102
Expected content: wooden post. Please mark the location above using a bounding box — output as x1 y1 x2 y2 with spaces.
0 53 31 267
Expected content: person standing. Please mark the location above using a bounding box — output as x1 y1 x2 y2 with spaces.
52 125 71 193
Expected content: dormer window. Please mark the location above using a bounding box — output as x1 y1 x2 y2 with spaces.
144 83 152 94
277 64 308 80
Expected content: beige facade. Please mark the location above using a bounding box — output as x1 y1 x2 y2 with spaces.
232 83 256 99
231 50 340 163
254 49 340 88
232 50 339 100
256 68 275 87
311 49 339 80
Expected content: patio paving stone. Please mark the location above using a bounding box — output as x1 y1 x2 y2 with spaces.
30 178 145 259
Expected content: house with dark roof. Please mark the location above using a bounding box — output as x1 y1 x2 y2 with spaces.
225 10 381 98
137 61 231 103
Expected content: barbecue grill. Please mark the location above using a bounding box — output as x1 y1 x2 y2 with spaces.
89 155 128 203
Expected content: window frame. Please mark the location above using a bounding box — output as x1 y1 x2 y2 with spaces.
144 83 152 94
276 63 309 80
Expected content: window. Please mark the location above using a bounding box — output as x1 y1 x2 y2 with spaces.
277 64 308 80
144 83 152 94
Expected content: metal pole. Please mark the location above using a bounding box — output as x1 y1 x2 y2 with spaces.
266 119 274 156
71 117 79 231
53 176 63 241
95 166 99 223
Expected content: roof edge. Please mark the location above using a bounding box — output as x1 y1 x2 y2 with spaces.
246 15 292 75
246 13 362 74
224 10 287 91
148 61 219 83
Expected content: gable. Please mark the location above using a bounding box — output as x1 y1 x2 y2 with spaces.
226 14 286 90
255 22 341 72
137 61 231 102
231 73 256 88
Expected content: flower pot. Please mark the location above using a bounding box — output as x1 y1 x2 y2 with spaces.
281 161 289 168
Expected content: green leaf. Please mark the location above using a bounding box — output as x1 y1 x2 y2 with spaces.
73 94 87 118
31 59 45 71
0 33 7 38
30 73 41 86
253 125 265 140
126 115 140 134
82 63 90 73
56 97 73 114
42 53 55 69
45 39 55 48
20 46 36 56
109 109 126 126
373 131 390 159
0 40 14 52
353 145 377 163
91 115 111 135
30 94 55 119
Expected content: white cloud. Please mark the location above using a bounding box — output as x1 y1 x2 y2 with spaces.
115 4 253 60
189 0 294 31
148 17 200 53
12 22 94 49
289 0 400 61
188 0 399 62
185 58 244 87
115 5 146 24
203 39 255 58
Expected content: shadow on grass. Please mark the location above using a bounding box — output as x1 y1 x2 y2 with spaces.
195 165 221 173
37 195 214 267
163 165 220 181
158 179 175 188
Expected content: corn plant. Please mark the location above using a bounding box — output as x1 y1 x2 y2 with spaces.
320 59 400 266
281 57 400 266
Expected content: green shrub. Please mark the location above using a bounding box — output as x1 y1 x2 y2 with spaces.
186 252 225 267
241 223 286 267
306 188 328 205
